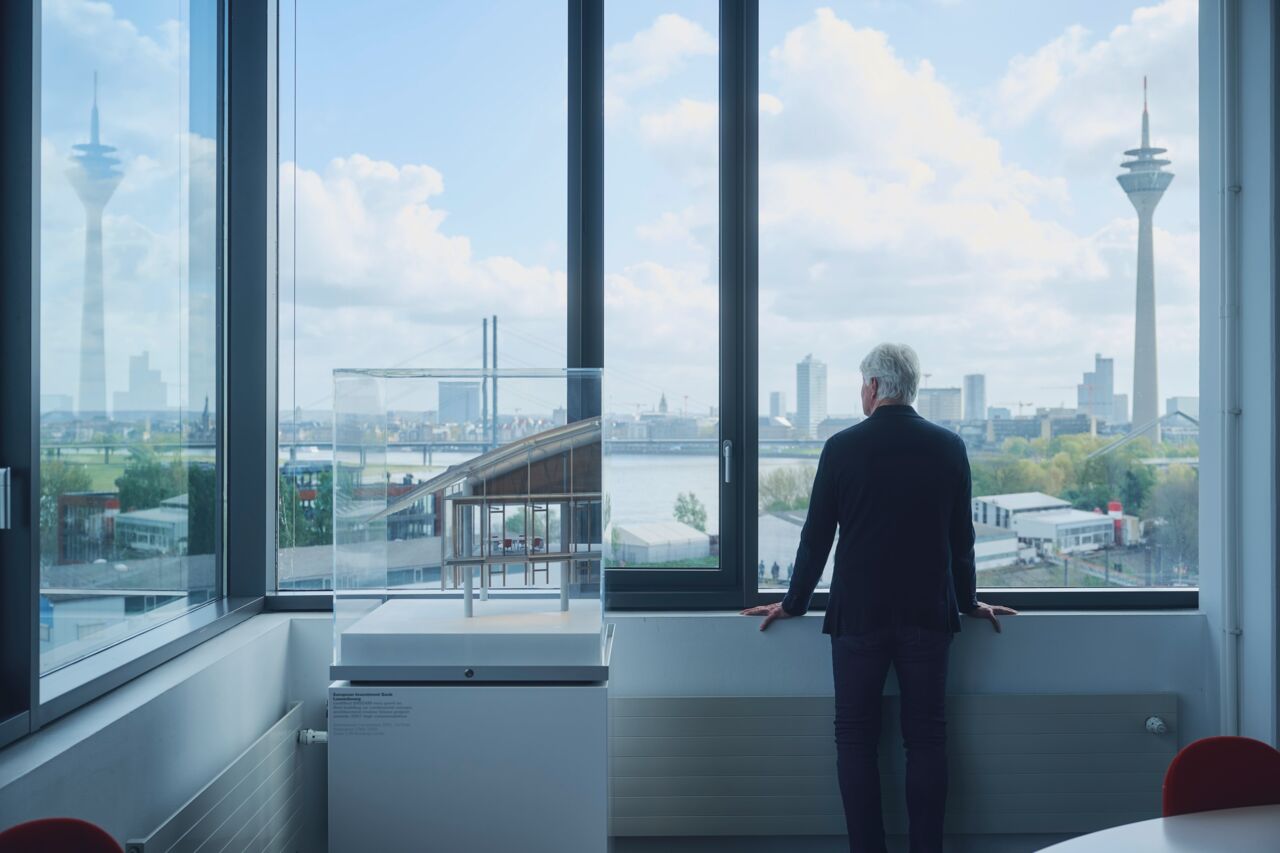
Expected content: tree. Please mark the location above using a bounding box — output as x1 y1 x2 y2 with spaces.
115 447 182 512
39 459 92 562
673 491 707 532
186 463 217 555
1148 464 1198 570
758 466 816 514
303 468 334 546
278 475 301 550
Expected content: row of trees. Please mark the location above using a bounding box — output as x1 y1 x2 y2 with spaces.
278 469 333 549
39 447 216 563
752 433 1199 569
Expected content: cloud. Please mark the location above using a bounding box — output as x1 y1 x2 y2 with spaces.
604 261 719 412
279 155 569 404
993 0 1198 174
752 6 1199 410
759 93 784 116
607 13 716 96
39 0 222 408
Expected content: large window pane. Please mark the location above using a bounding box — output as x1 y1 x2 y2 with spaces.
604 2 720 569
39 0 222 671
277 1 568 590
757 2 1199 591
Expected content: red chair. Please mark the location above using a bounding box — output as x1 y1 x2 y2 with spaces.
1162 736 1280 816
0 818 122 853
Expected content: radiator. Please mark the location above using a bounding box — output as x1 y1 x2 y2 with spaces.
126 702 305 853
610 693 1177 837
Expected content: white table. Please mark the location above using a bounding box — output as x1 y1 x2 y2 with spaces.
1039 805 1280 852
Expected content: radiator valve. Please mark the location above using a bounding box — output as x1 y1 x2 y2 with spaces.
1145 716 1169 735
298 729 328 745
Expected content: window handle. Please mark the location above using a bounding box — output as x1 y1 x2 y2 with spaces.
0 468 10 530
722 440 732 484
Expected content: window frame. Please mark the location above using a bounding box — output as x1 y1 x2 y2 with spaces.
0 0 273 749
263 0 1210 614
607 0 1206 613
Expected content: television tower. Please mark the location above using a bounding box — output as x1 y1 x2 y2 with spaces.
1116 77 1172 442
67 73 122 419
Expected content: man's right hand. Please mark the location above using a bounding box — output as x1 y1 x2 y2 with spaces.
965 602 1018 632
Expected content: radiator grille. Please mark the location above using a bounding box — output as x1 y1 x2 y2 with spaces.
126 702 304 853
610 694 1177 837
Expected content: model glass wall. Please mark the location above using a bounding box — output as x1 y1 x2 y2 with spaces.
37 0 222 672
756 0 1200 592
331 369 604 662
276 0 569 590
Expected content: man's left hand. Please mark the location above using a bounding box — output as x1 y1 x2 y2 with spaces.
740 602 794 631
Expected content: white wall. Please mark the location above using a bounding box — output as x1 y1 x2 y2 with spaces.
0 615 293 844
0 609 1215 852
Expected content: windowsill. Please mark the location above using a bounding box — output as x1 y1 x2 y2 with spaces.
37 596 263 726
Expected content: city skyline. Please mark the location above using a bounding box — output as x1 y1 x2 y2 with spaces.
38 2 1200 424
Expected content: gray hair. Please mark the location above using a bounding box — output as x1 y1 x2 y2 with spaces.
859 343 921 403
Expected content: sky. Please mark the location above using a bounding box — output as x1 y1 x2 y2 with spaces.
40 0 1201 424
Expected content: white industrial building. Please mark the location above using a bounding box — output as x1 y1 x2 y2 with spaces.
114 495 190 556
611 521 710 565
974 523 1019 571
1012 509 1116 555
972 492 1071 529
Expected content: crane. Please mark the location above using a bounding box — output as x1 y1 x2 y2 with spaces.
995 401 1035 416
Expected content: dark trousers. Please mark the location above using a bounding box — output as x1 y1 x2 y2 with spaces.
831 626 952 853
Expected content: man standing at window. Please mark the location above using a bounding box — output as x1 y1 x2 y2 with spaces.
743 343 1015 853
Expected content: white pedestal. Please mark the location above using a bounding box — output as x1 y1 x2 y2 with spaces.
340 597 604 668
328 681 608 853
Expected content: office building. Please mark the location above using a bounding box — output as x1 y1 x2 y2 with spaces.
1078 354 1117 424
114 495 190 556
1013 509 1116 554
769 391 786 419
972 491 1071 529
438 381 482 425
974 523 1019 571
41 394 74 414
987 406 1012 420
54 492 119 564
963 374 986 421
1166 396 1200 419
917 387 962 423
112 352 167 415
1113 393 1130 424
796 355 827 439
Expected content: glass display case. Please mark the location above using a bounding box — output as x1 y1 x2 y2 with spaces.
331 368 606 678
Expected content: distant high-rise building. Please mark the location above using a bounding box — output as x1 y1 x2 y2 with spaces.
1166 396 1199 420
918 388 962 423
113 352 167 414
68 74 122 419
438 382 482 425
1118 78 1173 441
1113 393 1130 424
658 393 668 414
1078 354 1117 423
41 394 75 414
796 355 827 439
769 391 787 419
963 374 986 422
987 406 1012 421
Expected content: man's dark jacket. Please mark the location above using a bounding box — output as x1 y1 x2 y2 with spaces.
780 404 978 634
